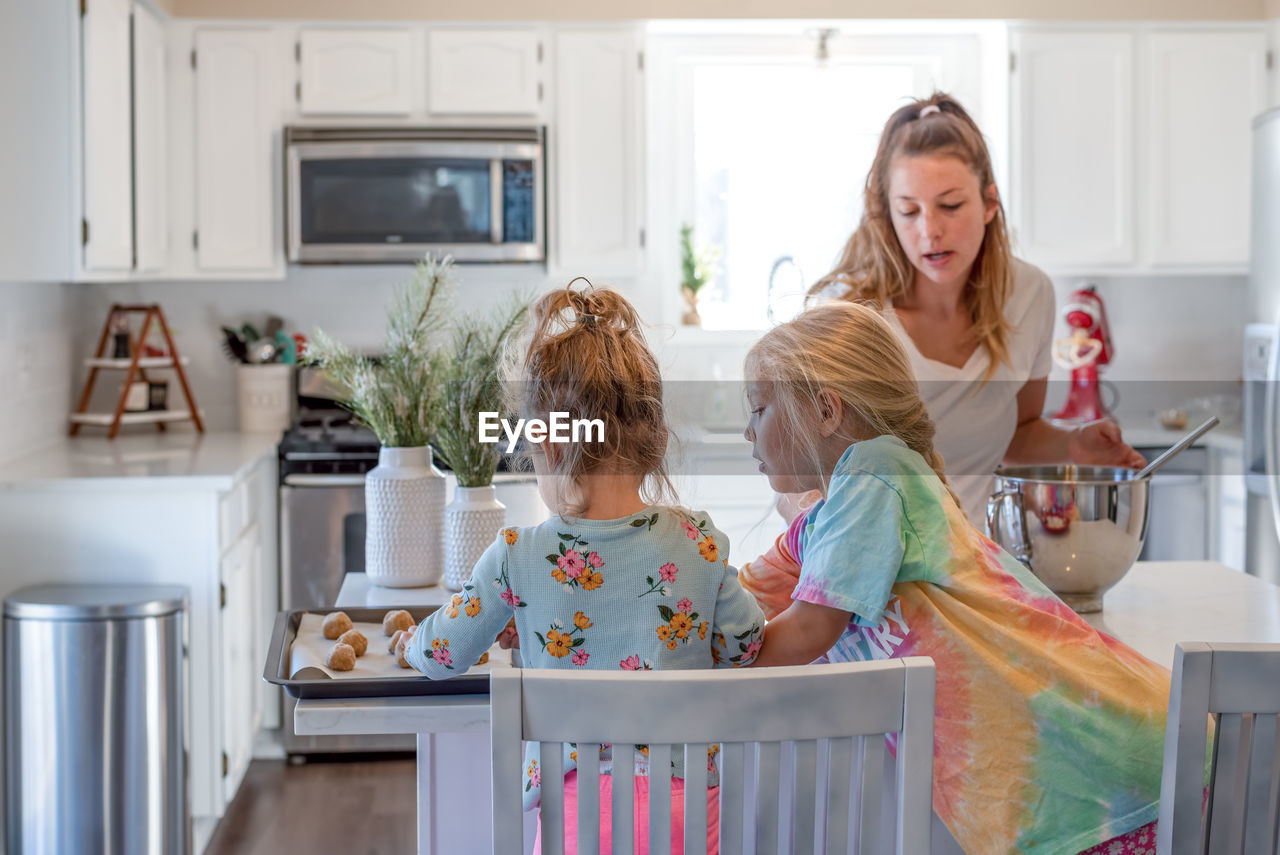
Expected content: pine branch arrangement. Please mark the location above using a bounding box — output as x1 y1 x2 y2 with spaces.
304 254 454 448
432 298 530 487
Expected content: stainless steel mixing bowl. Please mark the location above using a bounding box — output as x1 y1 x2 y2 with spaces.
987 465 1150 613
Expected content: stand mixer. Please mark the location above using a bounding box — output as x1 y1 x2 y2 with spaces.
1051 284 1113 425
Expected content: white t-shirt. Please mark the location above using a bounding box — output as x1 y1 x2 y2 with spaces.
880 258 1055 527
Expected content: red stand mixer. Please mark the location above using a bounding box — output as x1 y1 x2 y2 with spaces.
1052 284 1113 424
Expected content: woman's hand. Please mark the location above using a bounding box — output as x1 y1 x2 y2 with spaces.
1067 419 1146 469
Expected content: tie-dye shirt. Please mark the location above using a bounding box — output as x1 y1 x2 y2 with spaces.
792 436 1170 855
404 506 766 811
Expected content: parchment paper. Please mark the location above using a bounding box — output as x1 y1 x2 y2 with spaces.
288 612 512 680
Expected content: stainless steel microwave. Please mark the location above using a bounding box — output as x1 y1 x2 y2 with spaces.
285 126 545 263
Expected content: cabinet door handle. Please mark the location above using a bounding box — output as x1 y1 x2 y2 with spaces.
220 583 227 608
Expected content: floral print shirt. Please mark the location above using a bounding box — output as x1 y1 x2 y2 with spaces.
791 436 1171 855
404 506 766 809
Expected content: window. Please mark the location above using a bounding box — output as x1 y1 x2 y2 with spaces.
653 29 987 331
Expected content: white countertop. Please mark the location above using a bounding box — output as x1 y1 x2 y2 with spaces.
298 560 1280 737
0 431 279 490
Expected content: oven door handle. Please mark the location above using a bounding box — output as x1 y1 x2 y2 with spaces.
282 473 367 487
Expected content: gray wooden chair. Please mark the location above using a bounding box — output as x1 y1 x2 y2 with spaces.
1158 642 1280 855
490 657 936 855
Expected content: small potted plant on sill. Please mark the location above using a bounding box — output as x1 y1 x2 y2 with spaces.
305 254 453 588
679 222 721 326
433 299 530 591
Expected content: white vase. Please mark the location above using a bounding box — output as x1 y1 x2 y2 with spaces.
443 485 507 591
365 446 446 588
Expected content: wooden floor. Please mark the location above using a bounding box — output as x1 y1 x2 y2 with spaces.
203 756 418 855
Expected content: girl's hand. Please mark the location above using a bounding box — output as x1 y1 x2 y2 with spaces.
1067 419 1146 469
496 618 520 650
395 624 417 660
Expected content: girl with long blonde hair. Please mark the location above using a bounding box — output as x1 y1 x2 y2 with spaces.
744 301 1170 855
809 92 1142 525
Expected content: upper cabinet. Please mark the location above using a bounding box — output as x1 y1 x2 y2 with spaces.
133 3 169 273
1010 26 1269 274
553 29 645 276
298 29 415 115
193 28 284 274
427 29 542 115
80 0 169 277
1144 30 1268 268
81 0 135 273
1010 31 1134 269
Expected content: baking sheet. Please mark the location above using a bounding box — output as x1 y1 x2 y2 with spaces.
263 607 512 699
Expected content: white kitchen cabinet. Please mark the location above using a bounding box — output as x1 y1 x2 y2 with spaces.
1011 26 1268 274
80 0 169 276
1144 31 1267 269
132 2 168 272
1010 30 1135 269
553 29 645 277
220 519 261 806
298 28 415 115
1211 444 1247 572
193 28 283 273
81 0 135 272
427 29 542 115
0 437 280 855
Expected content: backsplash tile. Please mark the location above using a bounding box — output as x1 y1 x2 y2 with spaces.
0 282 75 464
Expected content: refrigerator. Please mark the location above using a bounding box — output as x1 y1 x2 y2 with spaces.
1244 106 1280 585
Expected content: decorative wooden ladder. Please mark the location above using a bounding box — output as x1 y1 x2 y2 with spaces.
70 303 204 439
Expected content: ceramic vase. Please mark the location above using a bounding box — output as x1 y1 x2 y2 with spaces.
680 286 703 326
365 446 446 588
443 485 507 591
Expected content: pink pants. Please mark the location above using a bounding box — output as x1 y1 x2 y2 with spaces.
1077 820 1157 854
533 770 721 855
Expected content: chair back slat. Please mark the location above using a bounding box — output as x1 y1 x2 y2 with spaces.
612 745 636 855
577 743 602 855
1159 643 1280 855
793 738 818 853
541 739 567 855
683 742 709 855
491 659 936 855
857 734 886 853
649 744 673 855
489 670 526 855
897 662 938 855
1266 715 1280 855
755 740 782 855
823 736 854 854
719 740 746 853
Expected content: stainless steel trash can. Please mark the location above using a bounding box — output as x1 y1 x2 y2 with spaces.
4 584 188 855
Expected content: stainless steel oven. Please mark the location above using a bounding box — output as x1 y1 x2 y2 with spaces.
285 125 545 263
279 450 416 755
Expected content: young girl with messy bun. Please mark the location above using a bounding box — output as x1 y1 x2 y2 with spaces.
744 301 1170 855
404 283 764 854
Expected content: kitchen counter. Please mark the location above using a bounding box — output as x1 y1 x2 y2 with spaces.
297 561 1280 854
0 431 280 490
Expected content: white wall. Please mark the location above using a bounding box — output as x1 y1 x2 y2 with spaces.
1045 274 1246 426
64 268 1249 437
0 283 77 464
75 264 650 431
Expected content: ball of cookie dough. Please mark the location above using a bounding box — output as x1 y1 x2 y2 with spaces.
474 651 489 667
396 643 413 669
388 629 404 654
383 609 414 636
327 642 356 671
337 628 367 657
322 611 353 640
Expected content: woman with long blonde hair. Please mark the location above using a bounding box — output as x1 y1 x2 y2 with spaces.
810 92 1142 525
